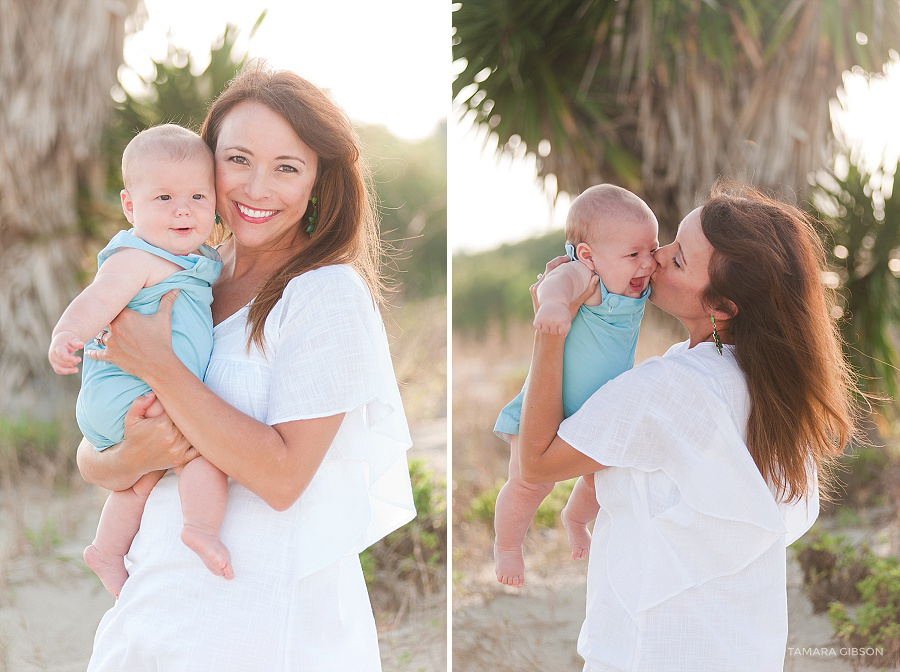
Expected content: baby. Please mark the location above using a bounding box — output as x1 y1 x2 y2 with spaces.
493 184 658 587
48 124 231 597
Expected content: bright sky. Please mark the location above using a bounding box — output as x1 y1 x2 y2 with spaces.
124 0 448 140
450 57 900 254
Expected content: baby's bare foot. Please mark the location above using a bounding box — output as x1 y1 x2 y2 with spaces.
561 506 591 560
494 542 525 587
84 543 128 598
181 525 234 579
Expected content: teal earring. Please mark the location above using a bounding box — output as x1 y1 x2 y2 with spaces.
306 197 318 236
215 212 222 226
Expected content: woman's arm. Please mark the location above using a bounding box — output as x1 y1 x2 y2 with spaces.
519 271 605 483
87 291 343 511
76 392 198 491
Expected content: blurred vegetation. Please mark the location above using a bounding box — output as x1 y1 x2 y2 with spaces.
465 478 576 530
829 443 893 513
811 152 900 405
452 230 564 335
796 530 900 666
453 0 900 238
829 555 900 666
361 460 447 620
363 124 447 300
795 532 874 613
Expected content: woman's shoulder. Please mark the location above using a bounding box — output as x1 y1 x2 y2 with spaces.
611 340 743 400
283 264 369 297
277 264 376 322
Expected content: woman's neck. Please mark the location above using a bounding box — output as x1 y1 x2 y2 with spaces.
684 316 732 349
219 236 305 284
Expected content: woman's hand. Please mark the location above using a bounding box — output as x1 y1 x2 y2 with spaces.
530 257 600 319
77 392 198 491
85 289 180 380
530 255 570 314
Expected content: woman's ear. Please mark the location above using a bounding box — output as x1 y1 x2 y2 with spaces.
576 242 596 271
120 189 135 224
713 300 738 320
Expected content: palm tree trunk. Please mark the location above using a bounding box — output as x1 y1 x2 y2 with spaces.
0 0 140 419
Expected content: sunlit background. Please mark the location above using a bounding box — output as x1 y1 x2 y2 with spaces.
126 0 446 140
450 57 900 253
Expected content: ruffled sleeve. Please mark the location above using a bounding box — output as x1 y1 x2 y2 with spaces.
263 266 415 577
558 346 803 616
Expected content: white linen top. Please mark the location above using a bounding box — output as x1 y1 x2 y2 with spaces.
558 341 818 672
88 264 416 672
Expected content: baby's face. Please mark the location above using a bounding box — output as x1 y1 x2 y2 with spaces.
588 218 659 298
121 155 216 256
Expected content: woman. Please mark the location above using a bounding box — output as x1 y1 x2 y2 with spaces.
76 65 415 671
519 183 858 671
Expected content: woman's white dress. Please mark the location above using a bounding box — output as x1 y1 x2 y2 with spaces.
557 341 819 672
88 265 416 672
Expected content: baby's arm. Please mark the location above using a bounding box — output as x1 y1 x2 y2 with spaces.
533 261 594 335
49 249 158 374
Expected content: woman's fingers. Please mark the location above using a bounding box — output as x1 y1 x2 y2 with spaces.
570 275 600 319
531 255 572 313
544 255 570 276
157 289 180 320
125 392 158 421
122 396 193 472
577 274 600 304
86 289 181 373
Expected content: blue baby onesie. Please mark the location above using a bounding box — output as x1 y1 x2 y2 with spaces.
76 230 223 450
494 274 648 441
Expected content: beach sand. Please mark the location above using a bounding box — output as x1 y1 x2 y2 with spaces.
0 420 446 672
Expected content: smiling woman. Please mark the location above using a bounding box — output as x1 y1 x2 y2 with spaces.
77 64 416 672
213 102 318 250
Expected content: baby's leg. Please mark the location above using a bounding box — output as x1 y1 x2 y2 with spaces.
494 435 555 587
561 475 600 560
84 469 166 598
176 456 233 579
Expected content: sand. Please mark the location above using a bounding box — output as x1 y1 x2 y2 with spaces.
451 529 898 672
0 421 446 672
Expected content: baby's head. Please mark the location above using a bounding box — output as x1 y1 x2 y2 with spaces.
120 124 216 256
565 184 659 298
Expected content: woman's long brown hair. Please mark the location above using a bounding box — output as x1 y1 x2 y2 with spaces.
700 181 861 502
200 63 383 352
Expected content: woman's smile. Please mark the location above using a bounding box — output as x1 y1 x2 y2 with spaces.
214 101 318 251
234 201 280 223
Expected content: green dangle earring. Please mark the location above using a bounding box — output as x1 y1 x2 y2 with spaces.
711 316 723 355
215 212 222 226
306 197 318 236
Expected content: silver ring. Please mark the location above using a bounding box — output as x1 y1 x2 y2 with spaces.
537 273 544 280
94 332 108 346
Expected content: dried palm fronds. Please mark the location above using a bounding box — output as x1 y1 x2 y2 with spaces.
0 0 140 417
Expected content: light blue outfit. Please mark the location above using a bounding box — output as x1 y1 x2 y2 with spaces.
494 255 649 441
76 230 222 450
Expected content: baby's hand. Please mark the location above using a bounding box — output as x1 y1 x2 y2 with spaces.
49 331 85 375
533 301 573 335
